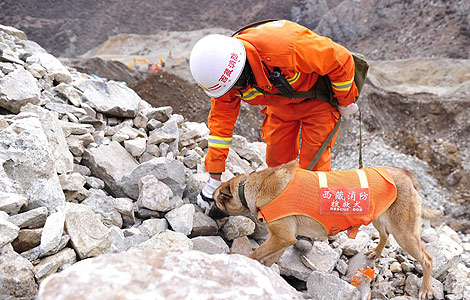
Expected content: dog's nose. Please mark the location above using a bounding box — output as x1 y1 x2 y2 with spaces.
208 203 229 219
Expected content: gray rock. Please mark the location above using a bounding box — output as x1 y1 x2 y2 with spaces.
37 248 303 300
231 135 265 166
84 175 105 189
9 207 48 229
39 211 65 254
66 133 95 156
44 101 86 116
0 191 28 215
12 228 42 253
32 248 77 282
73 164 91 176
40 234 70 258
58 172 86 191
57 202 111 259
190 211 218 237
222 215 255 240
404 273 444 300
141 106 173 123
307 271 361 300
444 263 470 299
137 175 181 212
427 233 464 279
123 137 146 157
138 218 168 237
114 197 135 227
0 244 38 300
182 149 201 169
53 83 82 106
303 241 341 273
35 53 72 83
135 230 192 250
83 141 138 198
81 189 123 228
191 236 229 254
60 121 94 136
0 24 27 40
279 246 314 281
0 115 65 212
20 103 74 174
79 79 141 118
0 218 20 247
178 121 209 149
339 231 371 256
120 157 186 199
165 204 195 236
0 66 40 113
109 226 127 253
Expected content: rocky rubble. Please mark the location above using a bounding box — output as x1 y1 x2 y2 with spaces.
0 24 469 300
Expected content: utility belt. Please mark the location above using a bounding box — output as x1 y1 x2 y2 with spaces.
255 70 339 107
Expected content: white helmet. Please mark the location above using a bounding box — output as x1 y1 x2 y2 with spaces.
190 34 246 98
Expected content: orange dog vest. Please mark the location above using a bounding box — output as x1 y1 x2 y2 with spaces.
257 167 397 238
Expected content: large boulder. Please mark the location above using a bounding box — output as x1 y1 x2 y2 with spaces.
37 249 303 300
0 114 65 212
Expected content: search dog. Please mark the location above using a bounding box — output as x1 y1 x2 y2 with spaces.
210 161 442 300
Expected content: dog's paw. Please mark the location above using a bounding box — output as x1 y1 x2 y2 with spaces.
418 291 434 300
418 287 434 300
364 249 380 259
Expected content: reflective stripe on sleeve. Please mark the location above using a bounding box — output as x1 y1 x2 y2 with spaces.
331 78 353 92
208 135 232 149
287 72 300 85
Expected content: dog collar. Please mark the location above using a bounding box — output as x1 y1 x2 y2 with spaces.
238 178 249 209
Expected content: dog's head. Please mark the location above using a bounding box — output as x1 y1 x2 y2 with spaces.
209 174 251 219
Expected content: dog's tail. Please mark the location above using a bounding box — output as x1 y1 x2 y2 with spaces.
402 168 444 220
421 206 444 220
402 168 420 191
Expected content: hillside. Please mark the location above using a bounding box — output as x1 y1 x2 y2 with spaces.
1 0 469 60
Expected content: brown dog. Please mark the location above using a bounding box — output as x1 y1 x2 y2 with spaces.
212 161 442 300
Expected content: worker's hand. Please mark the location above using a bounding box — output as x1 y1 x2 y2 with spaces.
337 103 359 117
197 177 222 214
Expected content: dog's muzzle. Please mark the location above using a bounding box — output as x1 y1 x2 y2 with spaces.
208 203 229 219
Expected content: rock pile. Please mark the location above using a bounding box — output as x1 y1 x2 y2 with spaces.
1 24 469 300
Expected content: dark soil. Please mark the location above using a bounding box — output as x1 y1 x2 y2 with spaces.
129 72 211 124
129 72 264 141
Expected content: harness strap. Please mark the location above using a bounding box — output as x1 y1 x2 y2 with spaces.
356 169 369 188
317 172 328 188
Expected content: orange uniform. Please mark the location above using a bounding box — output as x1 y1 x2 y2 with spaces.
206 20 358 173
257 167 397 238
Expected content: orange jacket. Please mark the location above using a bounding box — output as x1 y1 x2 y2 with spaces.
257 167 397 238
206 20 358 173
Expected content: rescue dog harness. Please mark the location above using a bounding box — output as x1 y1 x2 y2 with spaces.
256 167 397 238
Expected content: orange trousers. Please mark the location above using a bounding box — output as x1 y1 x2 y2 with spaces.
261 100 340 171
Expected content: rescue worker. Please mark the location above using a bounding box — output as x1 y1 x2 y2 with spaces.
190 20 359 212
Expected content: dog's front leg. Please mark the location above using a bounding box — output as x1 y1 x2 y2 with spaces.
249 234 296 266
249 221 297 266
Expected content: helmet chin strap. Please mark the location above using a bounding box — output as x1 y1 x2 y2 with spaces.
234 60 255 92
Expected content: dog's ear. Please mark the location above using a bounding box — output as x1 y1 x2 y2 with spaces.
216 184 233 203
